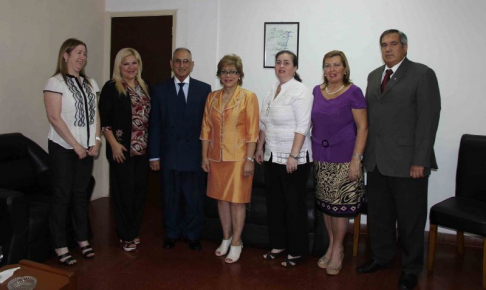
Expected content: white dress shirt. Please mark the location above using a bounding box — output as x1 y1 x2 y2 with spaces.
381 57 405 81
174 76 190 102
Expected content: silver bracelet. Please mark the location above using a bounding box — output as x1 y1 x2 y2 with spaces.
289 154 300 160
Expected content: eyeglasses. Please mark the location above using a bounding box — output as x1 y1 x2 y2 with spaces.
173 59 191 65
220 70 238 76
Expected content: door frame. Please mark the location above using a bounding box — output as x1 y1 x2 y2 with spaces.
99 10 177 199
103 10 177 84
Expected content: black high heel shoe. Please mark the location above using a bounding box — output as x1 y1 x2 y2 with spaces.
120 240 137 252
57 252 77 266
80 245 95 259
281 255 303 268
263 249 286 260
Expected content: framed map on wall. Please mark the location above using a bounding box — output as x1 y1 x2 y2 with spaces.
264 22 299 68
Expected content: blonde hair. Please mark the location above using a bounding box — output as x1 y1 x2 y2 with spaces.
112 48 149 97
54 38 91 85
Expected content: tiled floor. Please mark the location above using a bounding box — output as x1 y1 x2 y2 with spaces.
44 197 484 289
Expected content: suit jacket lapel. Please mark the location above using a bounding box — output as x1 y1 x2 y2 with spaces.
186 77 195 110
374 65 385 100
211 90 223 115
168 77 178 104
224 86 242 111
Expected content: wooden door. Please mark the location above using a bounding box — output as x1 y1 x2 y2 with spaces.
110 15 173 206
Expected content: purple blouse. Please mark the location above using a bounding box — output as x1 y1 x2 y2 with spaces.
311 84 366 163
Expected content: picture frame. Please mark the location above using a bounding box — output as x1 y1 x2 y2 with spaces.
263 22 300 68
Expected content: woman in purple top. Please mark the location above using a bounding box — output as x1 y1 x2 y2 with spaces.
311 50 368 275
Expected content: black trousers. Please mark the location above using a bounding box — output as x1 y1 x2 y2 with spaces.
110 155 148 241
366 168 429 274
264 160 311 257
48 140 93 249
161 169 206 240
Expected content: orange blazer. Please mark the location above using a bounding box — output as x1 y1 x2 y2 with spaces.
200 86 259 162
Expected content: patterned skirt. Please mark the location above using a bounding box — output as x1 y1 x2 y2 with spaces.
314 161 364 217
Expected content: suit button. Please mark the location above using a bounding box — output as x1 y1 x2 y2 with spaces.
377 134 380 137
176 138 180 141
186 140 189 143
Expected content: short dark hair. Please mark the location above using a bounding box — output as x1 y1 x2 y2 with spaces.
379 29 408 46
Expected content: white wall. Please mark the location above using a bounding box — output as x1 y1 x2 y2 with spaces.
1 0 485 225
0 0 107 199
106 0 486 233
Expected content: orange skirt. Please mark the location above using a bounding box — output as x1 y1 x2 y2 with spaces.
207 160 253 203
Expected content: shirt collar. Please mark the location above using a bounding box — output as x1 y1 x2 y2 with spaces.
275 77 296 90
174 76 190 85
385 57 406 74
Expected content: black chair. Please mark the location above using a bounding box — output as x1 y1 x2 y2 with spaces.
0 133 95 266
428 134 486 289
203 162 327 256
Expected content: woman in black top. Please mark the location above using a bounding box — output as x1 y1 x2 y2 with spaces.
99 48 151 251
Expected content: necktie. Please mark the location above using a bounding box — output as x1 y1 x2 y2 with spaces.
381 69 393 93
177 83 186 110
178 83 186 102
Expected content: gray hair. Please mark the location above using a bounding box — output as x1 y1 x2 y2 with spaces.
379 29 408 46
172 47 192 59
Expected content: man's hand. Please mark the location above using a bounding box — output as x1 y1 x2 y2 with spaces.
150 160 160 171
410 165 424 178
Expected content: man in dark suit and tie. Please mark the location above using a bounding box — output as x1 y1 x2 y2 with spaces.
149 48 211 250
356 30 441 290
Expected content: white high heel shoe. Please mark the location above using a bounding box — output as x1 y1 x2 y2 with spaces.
215 236 233 256
225 243 243 264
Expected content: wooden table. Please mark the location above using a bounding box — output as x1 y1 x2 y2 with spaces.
0 260 76 290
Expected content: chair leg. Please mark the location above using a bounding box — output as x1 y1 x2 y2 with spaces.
428 224 438 272
457 231 464 255
353 214 361 257
483 238 486 289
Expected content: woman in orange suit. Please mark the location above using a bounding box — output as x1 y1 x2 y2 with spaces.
201 54 259 264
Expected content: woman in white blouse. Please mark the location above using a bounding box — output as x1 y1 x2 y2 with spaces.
255 50 313 267
43 38 100 266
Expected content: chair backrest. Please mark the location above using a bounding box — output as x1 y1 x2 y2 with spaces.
0 133 50 192
456 134 486 202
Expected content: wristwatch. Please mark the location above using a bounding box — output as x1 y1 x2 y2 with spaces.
352 153 363 161
245 156 255 163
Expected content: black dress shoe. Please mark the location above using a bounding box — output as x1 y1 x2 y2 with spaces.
398 272 418 290
356 260 389 274
187 239 202 251
163 238 176 249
